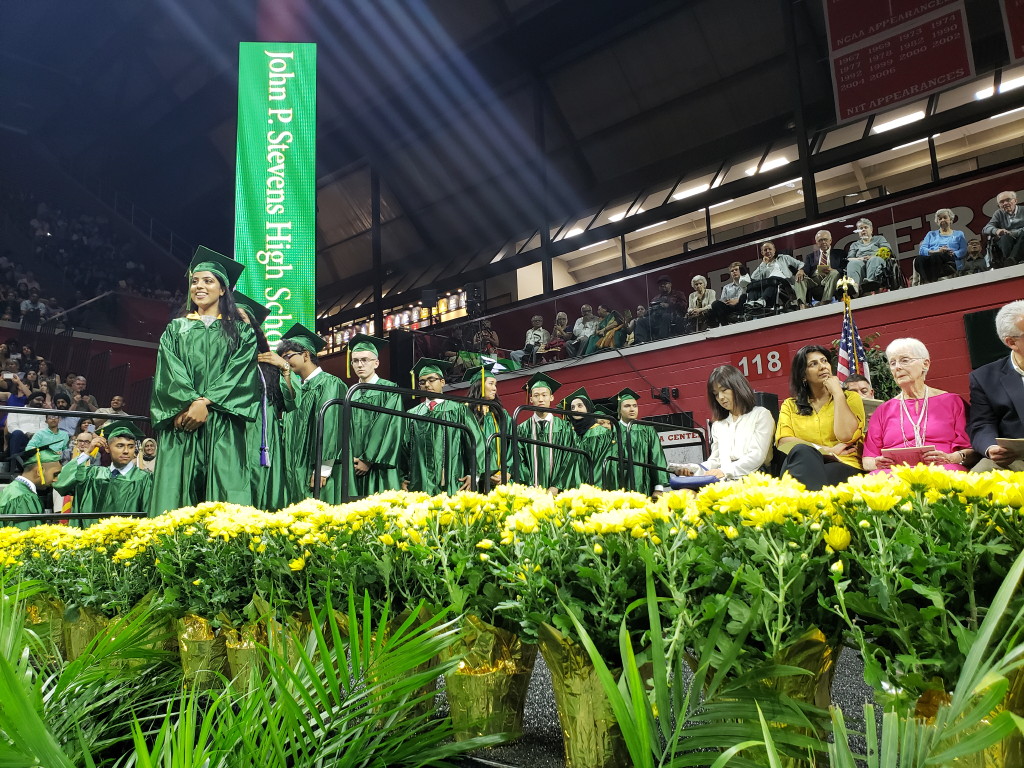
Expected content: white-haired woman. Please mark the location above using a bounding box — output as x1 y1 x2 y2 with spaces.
845 218 892 294
684 275 715 332
916 208 967 283
863 338 974 472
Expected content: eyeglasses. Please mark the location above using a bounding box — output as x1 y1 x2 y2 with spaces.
888 357 922 368
281 352 301 361
418 376 441 385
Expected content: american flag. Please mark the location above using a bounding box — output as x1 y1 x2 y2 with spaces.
836 294 870 383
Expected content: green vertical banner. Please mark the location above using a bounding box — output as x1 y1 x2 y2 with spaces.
233 42 317 344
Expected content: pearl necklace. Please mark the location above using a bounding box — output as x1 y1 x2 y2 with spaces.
899 388 930 447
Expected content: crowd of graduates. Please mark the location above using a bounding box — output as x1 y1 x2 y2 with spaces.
0 248 671 529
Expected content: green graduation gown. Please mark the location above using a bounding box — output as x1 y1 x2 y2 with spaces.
0 478 44 529
53 461 153 525
475 406 515 487
150 316 259 515
247 367 296 511
401 399 484 495
516 416 579 490
578 423 616 489
348 378 403 497
613 421 669 496
285 368 348 505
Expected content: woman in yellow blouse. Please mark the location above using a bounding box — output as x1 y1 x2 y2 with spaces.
775 345 865 490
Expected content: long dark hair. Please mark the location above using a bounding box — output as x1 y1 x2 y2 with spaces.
790 345 832 416
249 319 284 413
182 274 241 352
706 364 756 421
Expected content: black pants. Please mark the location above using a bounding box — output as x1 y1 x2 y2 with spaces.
780 443 861 491
915 252 955 283
992 233 1024 267
745 277 790 308
708 298 745 327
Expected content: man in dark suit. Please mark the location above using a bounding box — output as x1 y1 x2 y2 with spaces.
982 191 1024 267
968 299 1024 471
798 229 847 307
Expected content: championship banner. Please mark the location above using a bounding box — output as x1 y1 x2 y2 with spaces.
824 1 974 123
233 42 317 344
1002 0 1024 62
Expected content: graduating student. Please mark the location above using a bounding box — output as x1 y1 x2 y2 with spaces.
401 358 483 495
0 431 64 528
613 388 669 497
564 387 615 489
345 334 403 496
277 323 348 504
150 248 259 515
465 363 514 488
235 291 296 511
516 372 578 492
53 420 153 525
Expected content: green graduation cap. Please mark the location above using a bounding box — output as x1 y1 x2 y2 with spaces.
348 333 388 357
592 397 619 420
233 290 271 326
521 372 561 397
412 358 452 382
100 419 146 441
22 430 67 466
615 387 641 404
463 363 496 396
188 246 245 289
282 323 326 355
561 386 593 412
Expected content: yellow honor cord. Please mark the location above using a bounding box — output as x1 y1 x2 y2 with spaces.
35 450 43 480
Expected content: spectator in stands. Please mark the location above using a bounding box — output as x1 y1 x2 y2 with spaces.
53 393 77 437
18 345 39 374
68 376 98 412
916 208 967 283
19 289 48 326
5 389 47 458
845 218 892 293
862 338 973 473
843 374 874 400
678 365 774 480
776 345 865 490
961 238 987 275
93 394 127 426
2 358 22 384
544 311 572 354
684 276 715 333
139 437 158 472
708 262 748 328
0 343 7 365
36 360 58 393
799 230 844 307
985 191 1024 267
745 242 803 311
968 299 1024 471
510 315 549 365
584 304 625 354
634 275 685 343
623 304 643 346
568 304 599 356
74 416 97 436
62 430 102 466
472 320 500 355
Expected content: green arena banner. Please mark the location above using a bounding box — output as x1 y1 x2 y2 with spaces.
233 42 317 344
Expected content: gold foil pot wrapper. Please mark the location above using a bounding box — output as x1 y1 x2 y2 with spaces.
914 669 1024 768
62 604 110 662
442 615 538 742
266 610 313 670
770 628 838 710
225 622 266 693
175 614 227 688
26 595 66 660
537 622 630 768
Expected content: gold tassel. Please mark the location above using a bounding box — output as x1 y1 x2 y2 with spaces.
346 347 352 379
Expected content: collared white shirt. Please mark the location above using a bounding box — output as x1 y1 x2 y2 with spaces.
14 476 36 493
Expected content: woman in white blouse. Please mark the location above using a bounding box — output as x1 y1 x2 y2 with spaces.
698 364 775 479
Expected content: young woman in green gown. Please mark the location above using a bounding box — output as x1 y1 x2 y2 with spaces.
149 249 258 515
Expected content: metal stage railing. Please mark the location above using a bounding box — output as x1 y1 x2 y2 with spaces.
0 405 152 523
